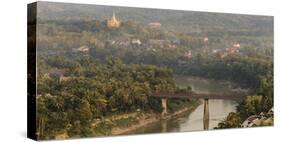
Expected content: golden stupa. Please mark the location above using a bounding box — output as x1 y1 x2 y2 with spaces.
107 12 120 28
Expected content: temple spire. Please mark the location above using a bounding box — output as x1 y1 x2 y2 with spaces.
107 11 120 28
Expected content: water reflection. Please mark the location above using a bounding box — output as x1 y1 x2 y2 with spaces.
179 99 237 131
127 77 239 134
129 99 237 134
203 99 209 130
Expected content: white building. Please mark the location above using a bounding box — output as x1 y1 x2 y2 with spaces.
131 39 142 45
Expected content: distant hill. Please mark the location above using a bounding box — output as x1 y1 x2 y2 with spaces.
36 1 273 34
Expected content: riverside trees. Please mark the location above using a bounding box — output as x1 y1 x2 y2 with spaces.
35 16 273 137
36 57 179 138
216 72 273 129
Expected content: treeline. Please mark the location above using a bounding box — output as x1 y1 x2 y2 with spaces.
37 18 273 55
36 57 192 139
37 19 207 53
38 2 273 35
89 46 272 88
175 55 272 88
216 71 273 128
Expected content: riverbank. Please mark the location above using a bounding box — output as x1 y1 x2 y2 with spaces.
110 103 200 135
91 77 247 136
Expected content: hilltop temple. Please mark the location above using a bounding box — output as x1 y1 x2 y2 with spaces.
107 12 121 28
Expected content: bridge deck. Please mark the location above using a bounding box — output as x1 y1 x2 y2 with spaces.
150 92 250 100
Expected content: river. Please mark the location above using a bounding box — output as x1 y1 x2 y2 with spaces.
127 77 239 134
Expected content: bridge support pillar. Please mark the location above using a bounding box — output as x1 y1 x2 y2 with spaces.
203 98 209 130
161 98 167 116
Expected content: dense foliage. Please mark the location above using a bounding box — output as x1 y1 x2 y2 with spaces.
34 3 273 138
216 72 273 129
90 45 272 88
36 11 273 90
36 57 193 139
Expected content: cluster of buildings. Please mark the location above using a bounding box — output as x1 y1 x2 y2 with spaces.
220 43 241 58
70 13 243 60
242 107 274 127
148 22 162 28
211 43 241 58
105 38 180 49
105 35 143 47
105 13 179 49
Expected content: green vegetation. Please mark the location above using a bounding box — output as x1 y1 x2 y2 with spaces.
216 112 242 128
36 57 193 139
37 1 273 36
176 55 272 88
36 6 272 90
216 72 273 129
34 2 273 139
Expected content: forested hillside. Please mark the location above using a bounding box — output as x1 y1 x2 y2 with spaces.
31 2 274 139
37 1 273 34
